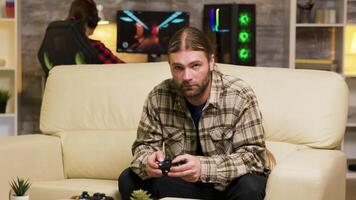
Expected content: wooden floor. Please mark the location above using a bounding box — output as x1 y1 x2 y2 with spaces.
347 178 356 200
347 161 356 200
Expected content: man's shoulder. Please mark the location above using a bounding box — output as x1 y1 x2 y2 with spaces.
148 78 176 97
217 71 255 95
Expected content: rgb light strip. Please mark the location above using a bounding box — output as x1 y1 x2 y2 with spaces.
209 8 229 32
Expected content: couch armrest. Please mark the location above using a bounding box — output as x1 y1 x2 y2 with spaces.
0 134 65 200
265 149 346 200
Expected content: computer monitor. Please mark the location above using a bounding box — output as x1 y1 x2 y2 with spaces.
116 10 189 55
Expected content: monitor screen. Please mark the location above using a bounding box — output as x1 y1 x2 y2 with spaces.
116 10 189 54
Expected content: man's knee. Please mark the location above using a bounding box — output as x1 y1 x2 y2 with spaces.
119 168 132 190
118 168 141 200
238 173 267 192
119 168 134 184
225 173 267 200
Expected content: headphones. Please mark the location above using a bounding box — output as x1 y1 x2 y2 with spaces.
69 0 100 28
87 14 100 28
86 0 100 28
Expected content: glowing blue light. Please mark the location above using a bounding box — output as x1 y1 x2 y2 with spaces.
122 42 128 48
120 17 133 22
172 18 185 23
158 11 182 29
123 10 149 30
209 8 215 32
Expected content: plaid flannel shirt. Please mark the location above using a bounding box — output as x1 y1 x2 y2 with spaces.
130 69 269 191
89 39 124 64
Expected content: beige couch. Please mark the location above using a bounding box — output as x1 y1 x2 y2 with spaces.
0 62 348 200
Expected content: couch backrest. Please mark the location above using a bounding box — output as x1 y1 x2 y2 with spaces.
40 62 348 179
40 62 170 133
217 65 348 148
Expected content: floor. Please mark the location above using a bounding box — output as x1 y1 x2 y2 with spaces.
347 160 356 200
347 177 356 200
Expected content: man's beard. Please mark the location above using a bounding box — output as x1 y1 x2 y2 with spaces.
176 72 211 98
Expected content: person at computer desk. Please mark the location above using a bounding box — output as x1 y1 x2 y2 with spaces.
67 0 124 64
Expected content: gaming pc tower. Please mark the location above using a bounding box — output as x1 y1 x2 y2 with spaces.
203 4 256 66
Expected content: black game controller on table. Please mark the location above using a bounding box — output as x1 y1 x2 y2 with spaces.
158 159 186 175
75 191 114 200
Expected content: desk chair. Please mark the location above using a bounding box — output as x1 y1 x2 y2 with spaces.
38 20 101 77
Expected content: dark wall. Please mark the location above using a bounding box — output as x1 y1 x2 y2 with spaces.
20 0 287 134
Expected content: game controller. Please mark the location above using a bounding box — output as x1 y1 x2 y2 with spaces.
74 191 113 200
158 159 186 175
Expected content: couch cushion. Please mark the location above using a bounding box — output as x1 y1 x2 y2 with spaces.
265 149 346 200
59 130 136 179
265 141 308 163
29 179 119 200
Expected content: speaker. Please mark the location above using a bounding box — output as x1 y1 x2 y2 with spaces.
203 4 256 66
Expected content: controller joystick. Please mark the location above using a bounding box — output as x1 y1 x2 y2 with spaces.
158 159 172 175
158 159 186 175
80 191 90 199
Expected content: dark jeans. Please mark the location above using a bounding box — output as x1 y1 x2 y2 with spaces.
118 168 267 200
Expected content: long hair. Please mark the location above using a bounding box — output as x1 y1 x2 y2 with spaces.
168 27 215 62
67 0 99 31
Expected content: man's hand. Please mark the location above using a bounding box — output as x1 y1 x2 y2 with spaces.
145 151 165 177
168 154 201 182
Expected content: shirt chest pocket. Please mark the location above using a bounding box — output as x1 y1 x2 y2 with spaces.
162 127 184 157
209 127 233 154
210 127 233 140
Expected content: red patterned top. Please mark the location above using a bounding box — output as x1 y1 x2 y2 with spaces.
89 39 124 64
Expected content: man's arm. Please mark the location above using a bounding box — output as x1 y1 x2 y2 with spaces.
130 95 163 179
